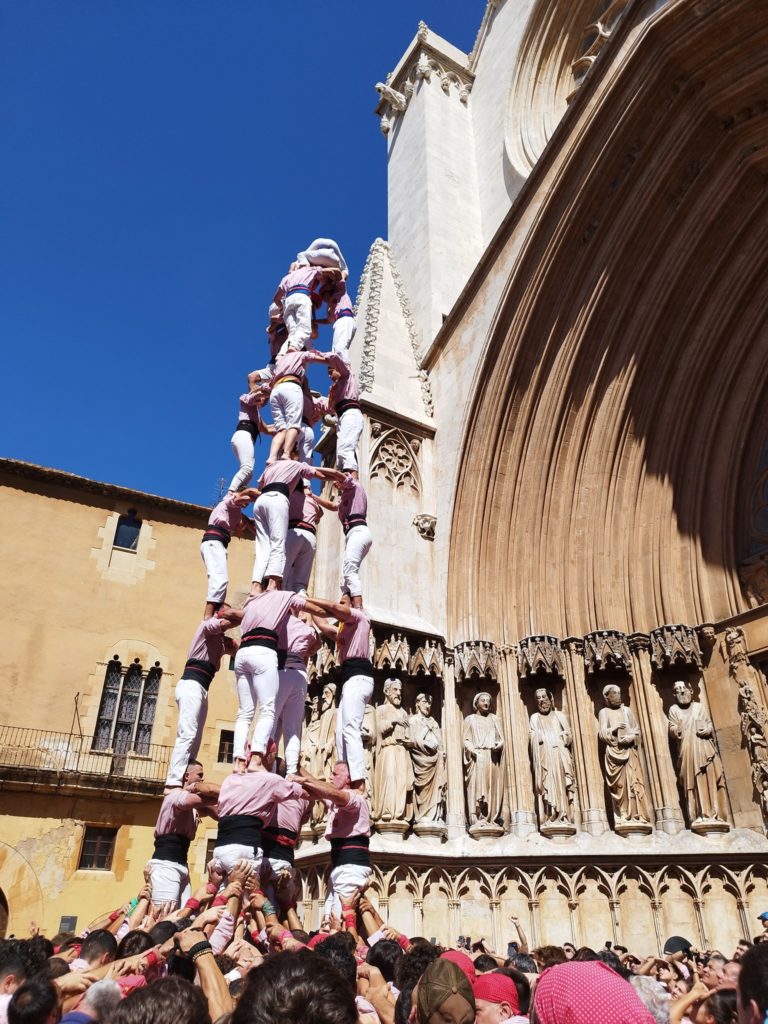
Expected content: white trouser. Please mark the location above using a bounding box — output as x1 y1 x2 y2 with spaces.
212 843 262 883
229 429 255 492
336 408 363 471
147 859 191 909
297 238 348 274
322 863 373 920
299 423 315 463
332 317 356 361
283 527 316 594
336 672 374 783
166 678 208 787
274 664 308 774
253 492 290 583
234 646 279 759
200 539 228 604
342 525 373 598
263 856 297 908
270 381 304 431
281 293 312 353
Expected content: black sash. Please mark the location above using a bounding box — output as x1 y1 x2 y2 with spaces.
235 420 260 441
340 657 374 682
183 659 217 689
289 519 316 535
153 833 191 866
216 815 264 849
262 826 298 864
262 482 290 498
202 524 231 547
330 834 370 868
336 399 361 417
343 514 367 535
277 649 288 670
241 628 279 651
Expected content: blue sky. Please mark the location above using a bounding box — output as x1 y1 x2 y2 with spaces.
1 2 479 505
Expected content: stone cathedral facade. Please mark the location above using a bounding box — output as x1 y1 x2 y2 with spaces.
298 0 768 953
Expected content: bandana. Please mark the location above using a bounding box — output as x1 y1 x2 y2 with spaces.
440 950 476 984
473 973 520 1013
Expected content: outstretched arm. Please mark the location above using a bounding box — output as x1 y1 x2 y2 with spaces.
307 596 356 623
297 766 349 807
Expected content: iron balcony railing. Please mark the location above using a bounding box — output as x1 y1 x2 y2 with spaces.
0 725 171 796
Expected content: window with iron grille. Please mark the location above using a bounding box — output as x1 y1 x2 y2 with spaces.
78 826 117 870
92 657 162 754
217 730 234 764
113 509 142 551
205 837 217 866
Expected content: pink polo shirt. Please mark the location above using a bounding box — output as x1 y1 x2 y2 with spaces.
218 771 304 820
238 390 266 425
241 591 306 635
208 494 245 533
275 265 324 304
327 282 354 321
338 478 368 529
186 617 228 669
154 789 199 840
303 390 323 425
265 789 311 835
258 460 319 493
326 355 359 411
288 490 324 530
325 791 370 839
336 608 371 662
272 349 329 383
284 615 321 666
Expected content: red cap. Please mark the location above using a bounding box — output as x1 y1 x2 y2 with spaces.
440 949 477 983
473 973 520 1012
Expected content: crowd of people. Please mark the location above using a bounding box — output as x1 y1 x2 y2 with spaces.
3 893 768 1023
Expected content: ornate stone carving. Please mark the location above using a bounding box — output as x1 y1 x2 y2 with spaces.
667 680 730 835
583 630 631 673
649 624 703 670
370 425 422 494
413 514 436 540
387 251 434 416
739 551 768 604
409 640 444 677
301 683 337 833
455 641 497 681
308 640 337 683
570 0 632 92
517 635 565 679
375 81 407 112
372 680 413 834
355 239 386 393
463 692 504 836
529 688 576 837
725 627 768 825
408 693 447 838
374 632 410 672
598 685 652 836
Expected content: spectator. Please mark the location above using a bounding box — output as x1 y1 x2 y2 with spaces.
737 942 768 1024
60 979 121 1023
414 958 474 1024
7 978 59 1024
230 951 357 1024
70 932 116 973
531 961 655 1023
473 972 526 1024
111 976 210 1024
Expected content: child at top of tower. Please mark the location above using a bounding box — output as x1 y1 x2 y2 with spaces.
294 237 348 278
274 264 340 357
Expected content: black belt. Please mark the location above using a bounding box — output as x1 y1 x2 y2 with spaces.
216 815 263 850
202 524 231 548
330 835 370 868
343 514 368 535
289 519 316 535
340 657 374 682
336 399 361 416
235 420 260 441
262 482 290 498
262 826 298 863
183 658 217 689
277 649 288 670
153 833 191 866
241 628 279 651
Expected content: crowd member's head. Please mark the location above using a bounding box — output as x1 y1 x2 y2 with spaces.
701 954 727 990
8 977 60 1024
76 979 122 1022
507 952 537 974
44 960 71 981
329 761 351 791
395 943 441 993
737 942 768 1024
562 942 576 960
597 947 631 979
473 972 520 1024
366 939 402 984
149 922 178 947
492 966 531 1015
111 976 210 1024
473 954 499 974
49 934 76 952
758 912 768 933
414 957 475 1024
0 950 28 996
532 961 655 1023
230 951 357 1024
722 960 742 985
532 945 567 970
117 931 154 959
314 934 356 992
439 951 475 986
78 930 117 969
629 975 670 1024
693 988 737 1024
571 947 599 962
734 940 753 962
183 760 204 791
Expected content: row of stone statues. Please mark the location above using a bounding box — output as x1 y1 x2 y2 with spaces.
299 677 729 838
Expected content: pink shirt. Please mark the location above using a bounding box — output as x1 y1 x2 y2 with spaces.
275 265 324 303
266 789 310 835
272 349 329 383
208 494 245 533
303 390 323 425
154 789 199 840
288 490 324 530
337 608 371 662
325 791 371 839
338 478 368 528
218 771 304 820
186 617 228 670
326 355 359 411
241 590 306 634
238 390 266 425
285 615 321 666
258 460 319 493
327 282 354 321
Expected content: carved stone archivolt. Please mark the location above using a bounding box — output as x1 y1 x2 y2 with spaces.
517 635 565 679
455 641 498 681
725 626 768 826
649 624 703 670
583 630 631 673
370 423 422 495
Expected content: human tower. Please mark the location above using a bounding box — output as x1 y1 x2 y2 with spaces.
151 238 374 926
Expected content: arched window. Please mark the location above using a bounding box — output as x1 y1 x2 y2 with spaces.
92 656 162 754
113 509 142 552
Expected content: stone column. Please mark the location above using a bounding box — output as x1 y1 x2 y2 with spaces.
496 645 537 836
694 898 707 948
568 899 580 947
527 897 541 947
737 897 750 941
628 634 684 834
609 898 621 945
562 638 609 836
413 898 424 935
448 898 461 947
651 898 664 956
489 898 501 953
442 650 467 839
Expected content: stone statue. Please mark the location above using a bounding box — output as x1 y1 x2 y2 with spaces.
310 683 337 832
529 688 576 835
372 679 413 832
667 680 729 832
462 692 505 835
598 685 652 834
361 703 377 803
737 682 768 823
407 693 447 836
